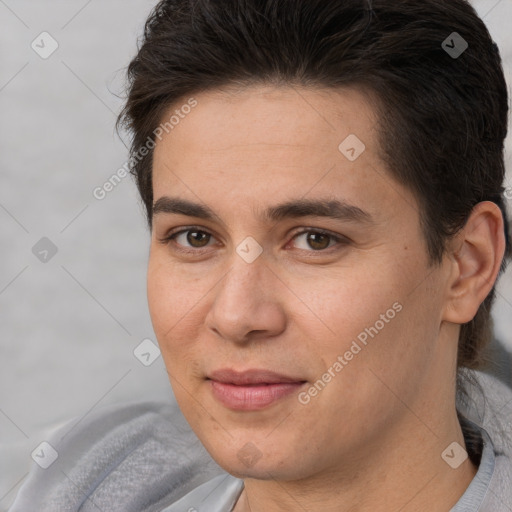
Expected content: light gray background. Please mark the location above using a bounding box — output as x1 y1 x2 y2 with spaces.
1 0 512 509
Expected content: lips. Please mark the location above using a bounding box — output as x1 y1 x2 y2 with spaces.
207 368 307 410
208 368 304 385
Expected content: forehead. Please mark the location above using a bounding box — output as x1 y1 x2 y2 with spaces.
151 84 416 225
153 84 378 167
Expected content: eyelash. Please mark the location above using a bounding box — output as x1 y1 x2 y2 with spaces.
159 226 348 255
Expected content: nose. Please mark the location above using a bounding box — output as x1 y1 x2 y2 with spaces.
205 255 287 344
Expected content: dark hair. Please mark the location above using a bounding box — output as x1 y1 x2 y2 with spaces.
118 0 510 374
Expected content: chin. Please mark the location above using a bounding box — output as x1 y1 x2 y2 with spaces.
204 440 311 481
217 457 292 480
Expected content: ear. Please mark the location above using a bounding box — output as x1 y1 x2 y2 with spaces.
443 201 506 324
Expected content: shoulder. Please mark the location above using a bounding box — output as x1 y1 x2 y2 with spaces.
161 473 244 512
11 371 512 511
460 369 512 451
9 400 225 512
460 370 512 510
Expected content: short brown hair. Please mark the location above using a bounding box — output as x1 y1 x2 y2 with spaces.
118 0 510 371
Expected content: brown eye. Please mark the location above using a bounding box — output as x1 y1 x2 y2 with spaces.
306 232 331 250
163 228 215 251
185 230 211 247
292 230 343 252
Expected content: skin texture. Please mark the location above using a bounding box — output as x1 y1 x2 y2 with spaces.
148 85 505 511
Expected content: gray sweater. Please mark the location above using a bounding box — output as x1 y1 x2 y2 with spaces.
8 370 512 511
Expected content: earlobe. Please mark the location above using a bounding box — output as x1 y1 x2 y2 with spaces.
443 201 506 324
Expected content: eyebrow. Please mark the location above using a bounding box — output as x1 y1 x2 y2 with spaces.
152 196 373 225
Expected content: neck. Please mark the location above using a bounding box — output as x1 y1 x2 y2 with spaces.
234 403 477 512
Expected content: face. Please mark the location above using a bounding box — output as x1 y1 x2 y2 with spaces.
148 85 451 481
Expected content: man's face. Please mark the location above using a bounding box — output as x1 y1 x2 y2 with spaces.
149 85 451 480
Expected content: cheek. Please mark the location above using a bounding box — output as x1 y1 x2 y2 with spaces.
147 259 176 337
286 263 404 342
292 256 434 387
147 259 203 397
147 253 220 386
147 259 194 377
147 254 204 336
